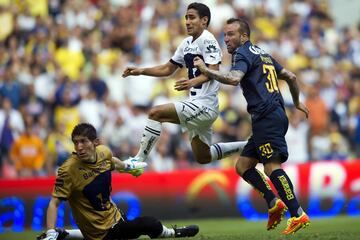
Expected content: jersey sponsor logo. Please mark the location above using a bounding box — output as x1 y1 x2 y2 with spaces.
249 45 266 55
83 169 101 180
81 162 109 180
204 39 217 45
205 44 219 54
184 46 199 53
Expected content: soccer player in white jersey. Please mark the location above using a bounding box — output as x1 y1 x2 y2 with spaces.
122 2 246 166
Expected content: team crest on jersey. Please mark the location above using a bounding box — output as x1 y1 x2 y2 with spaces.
249 45 266 55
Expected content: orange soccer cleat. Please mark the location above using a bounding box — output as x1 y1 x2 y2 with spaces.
267 199 288 230
282 212 310 234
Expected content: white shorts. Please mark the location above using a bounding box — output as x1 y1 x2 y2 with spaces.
174 99 219 146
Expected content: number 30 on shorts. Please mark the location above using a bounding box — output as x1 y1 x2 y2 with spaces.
259 143 273 158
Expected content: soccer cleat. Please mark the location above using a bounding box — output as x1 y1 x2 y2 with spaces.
174 225 199 238
267 199 288 230
282 212 310 234
118 157 147 177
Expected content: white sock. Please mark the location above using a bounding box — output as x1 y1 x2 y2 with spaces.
66 229 83 239
135 119 161 161
210 141 247 161
159 225 175 238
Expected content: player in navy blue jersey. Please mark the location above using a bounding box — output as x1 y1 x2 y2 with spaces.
194 18 310 234
122 3 246 168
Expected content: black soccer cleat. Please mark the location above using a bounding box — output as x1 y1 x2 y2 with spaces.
174 225 199 238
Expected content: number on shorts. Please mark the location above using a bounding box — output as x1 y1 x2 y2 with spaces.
259 143 274 159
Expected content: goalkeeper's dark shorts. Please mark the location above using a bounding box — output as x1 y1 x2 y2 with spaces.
104 216 163 240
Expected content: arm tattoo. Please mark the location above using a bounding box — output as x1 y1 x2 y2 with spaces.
203 68 244 86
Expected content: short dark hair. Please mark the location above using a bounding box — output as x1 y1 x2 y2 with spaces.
226 18 251 37
71 123 97 141
187 2 211 27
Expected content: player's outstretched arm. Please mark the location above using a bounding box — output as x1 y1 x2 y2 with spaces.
46 197 61 230
122 62 178 78
193 57 244 85
278 68 309 118
37 197 67 240
122 67 144 77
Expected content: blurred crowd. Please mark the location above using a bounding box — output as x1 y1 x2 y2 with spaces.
0 0 359 179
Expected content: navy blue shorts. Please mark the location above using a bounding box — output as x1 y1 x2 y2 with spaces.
241 106 289 164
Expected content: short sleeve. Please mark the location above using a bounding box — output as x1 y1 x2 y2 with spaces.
230 52 249 73
53 165 72 200
104 147 115 171
97 145 115 171
170 40 185 67
270 56 283 74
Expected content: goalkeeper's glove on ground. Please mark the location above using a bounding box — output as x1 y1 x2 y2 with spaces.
37 228 69 240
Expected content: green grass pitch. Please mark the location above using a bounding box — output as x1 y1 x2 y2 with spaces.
1 216 359 240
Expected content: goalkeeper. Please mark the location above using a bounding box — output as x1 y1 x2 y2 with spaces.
38 123 199 240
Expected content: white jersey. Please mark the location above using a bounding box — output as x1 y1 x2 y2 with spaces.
170 29 221 110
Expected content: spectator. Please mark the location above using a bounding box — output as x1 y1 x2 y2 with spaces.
54 86 80 136
1 0 360 177
323 136 348 161
45 122 73 175
285 107 309 163
0 97 25 170
78 89 106 130
9 115 45 177
305 83 329 136
0 67 22 109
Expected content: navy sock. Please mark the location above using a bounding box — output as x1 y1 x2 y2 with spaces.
270 169 301 217
243 168 276 208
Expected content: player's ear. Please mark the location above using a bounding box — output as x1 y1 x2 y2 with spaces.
201 16 208 27
93 138 100 146
240 33 248 43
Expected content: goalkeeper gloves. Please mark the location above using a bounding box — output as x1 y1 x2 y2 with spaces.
37 228 69 240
